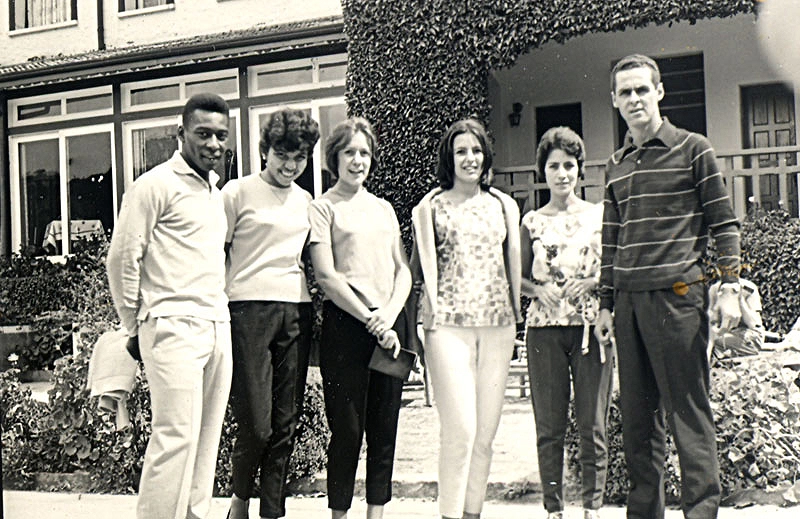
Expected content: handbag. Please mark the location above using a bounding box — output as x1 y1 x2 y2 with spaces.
368 346 417 380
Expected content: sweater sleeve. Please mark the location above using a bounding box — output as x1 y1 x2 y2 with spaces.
691 134 741 283
599 160 620 311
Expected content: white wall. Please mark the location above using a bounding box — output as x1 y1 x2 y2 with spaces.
489 12 793 168
2 0 343 66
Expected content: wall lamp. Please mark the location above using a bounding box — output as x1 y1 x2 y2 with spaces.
508 102 523 127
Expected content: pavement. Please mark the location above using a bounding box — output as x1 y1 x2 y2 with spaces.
7 373 800 518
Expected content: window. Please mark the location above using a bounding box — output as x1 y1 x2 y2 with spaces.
9 87 113 127
122 70 238 112
119 0 173 12
249 99 346 198
9 0 77 31
123 111 241 191
615 53 706 146
10 125 116 255
249 55 347 96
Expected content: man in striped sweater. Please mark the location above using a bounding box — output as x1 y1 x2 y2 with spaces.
594 54 742 519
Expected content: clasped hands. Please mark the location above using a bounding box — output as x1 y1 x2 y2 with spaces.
533 278 594 308
366 308 401 359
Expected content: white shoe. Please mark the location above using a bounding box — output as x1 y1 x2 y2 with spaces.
546 512 563 519
584 510 600 519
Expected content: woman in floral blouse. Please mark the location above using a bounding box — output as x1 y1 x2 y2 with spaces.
520 126 614 519
409 118 521 519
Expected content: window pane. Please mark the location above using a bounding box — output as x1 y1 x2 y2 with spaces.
319 62 347 83
256 67 313 91
131 124 179 179
17 100 62 121
185 77 238 98
13 0 73 29
122 0 172 10
66 133 114 246
66 94 113 114
18 139 60 253
319 104 348 191
212 115 238 188
130 84 180 106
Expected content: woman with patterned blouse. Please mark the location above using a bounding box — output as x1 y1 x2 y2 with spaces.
308 117 413 519
409 119 522 519
520 127 614 519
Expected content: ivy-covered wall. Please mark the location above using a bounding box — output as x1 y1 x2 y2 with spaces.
342 0 758 240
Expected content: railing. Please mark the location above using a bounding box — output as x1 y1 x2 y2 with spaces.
494 146 800 219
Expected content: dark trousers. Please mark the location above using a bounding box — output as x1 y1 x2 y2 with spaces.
319 301 405 511
526 326 614 512
614 287 720 519
229 301 312 518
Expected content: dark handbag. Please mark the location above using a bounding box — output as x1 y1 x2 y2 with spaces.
368 346 417 380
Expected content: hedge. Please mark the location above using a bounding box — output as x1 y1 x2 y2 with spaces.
341 0 758 246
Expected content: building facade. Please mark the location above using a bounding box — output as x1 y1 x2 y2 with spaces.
1 0 345 256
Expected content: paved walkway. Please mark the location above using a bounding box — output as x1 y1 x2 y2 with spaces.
4 490 798 518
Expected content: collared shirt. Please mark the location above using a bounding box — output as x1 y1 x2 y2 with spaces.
107 151 229 335
599 118 741 310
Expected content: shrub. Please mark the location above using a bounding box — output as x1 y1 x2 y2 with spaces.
739 210 800 334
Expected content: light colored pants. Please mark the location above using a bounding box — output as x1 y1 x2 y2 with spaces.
137 315 233 519
424 325 515 518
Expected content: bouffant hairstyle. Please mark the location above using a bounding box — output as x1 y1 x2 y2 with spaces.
323 117 379 179
535 126 585 182
436 118 493 190
610 53 661 92
259 108 321 156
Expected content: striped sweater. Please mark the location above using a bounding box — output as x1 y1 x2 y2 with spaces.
599 118 740 311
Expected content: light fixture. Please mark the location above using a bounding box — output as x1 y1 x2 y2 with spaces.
508 102 523 127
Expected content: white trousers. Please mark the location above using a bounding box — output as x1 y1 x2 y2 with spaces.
137 316 233 519
424 325 515 518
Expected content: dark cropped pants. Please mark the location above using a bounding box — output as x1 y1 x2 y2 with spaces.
526 325 614 513
319 301 405 511
613 286 720 519
229 301 312 519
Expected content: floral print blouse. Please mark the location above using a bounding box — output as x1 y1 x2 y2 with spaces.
521 202 603 328
431 193 515 327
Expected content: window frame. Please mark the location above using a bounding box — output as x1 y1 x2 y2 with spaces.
121 69 239 113
9 123 118 256
8 0 78 32
8 86 114 128
249 97 345 199
248 54 347 97
118 0 174 16
122 109 242 191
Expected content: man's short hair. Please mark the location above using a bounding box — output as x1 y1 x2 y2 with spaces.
610 54 661 92
182 93 230 126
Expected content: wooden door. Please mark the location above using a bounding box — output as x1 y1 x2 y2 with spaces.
742 84 798 216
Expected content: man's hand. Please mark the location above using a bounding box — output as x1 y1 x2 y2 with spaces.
594 308 615 346
712 284 742 332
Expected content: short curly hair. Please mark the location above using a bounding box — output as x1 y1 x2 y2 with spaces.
535 126 585 183
259 108 321 156
324 117 379 179
436 118 493 191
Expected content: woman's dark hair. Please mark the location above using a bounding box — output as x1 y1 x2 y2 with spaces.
259 108 320 156
535 126 585 183
436 118 493 190
324 117 379 179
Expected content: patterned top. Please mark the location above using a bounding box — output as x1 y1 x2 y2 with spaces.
521 202 603 328
431 193 515 327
